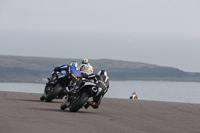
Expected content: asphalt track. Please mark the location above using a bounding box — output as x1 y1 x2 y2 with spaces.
1 91 200 133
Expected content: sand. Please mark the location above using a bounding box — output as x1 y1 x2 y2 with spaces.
0 91 200 133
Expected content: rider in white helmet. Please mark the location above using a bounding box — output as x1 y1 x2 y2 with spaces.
70 69 109 109
78 58 94 75
82 58 89 64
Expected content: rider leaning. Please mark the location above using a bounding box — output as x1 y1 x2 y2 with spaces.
52 61 81 91
84 70 109 109
53 61 81 78
78 58 94 75
65 58 109 109
73 69 109 110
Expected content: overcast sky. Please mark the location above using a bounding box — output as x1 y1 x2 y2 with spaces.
0 0 200 72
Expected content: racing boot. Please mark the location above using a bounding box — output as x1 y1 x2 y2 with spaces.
84 101 99 109
91 101 99 109
84 101 91 109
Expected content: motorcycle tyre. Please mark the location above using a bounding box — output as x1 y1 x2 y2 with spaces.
69 92 89 112
45 84 62 102
40 96 45 101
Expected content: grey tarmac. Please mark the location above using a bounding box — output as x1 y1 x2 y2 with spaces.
1 91 200 133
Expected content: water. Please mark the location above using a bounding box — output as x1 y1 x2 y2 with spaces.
107 81 200 104
0 81 200 104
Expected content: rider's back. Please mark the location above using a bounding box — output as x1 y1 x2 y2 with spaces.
68 66 81 76
56 64 81 77
96 75 109 89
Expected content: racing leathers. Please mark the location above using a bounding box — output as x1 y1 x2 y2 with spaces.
52 64 81 90
53 64 81 77
78 63 94 75
69 73 109 109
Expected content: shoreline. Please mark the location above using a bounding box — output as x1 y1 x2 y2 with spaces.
1 79 200 84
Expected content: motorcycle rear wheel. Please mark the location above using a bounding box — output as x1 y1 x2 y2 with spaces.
45 84 62 102
69 92 89 112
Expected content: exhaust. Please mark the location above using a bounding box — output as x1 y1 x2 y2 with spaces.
91 87 98 92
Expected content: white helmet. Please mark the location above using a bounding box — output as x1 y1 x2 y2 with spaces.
82 58 89 64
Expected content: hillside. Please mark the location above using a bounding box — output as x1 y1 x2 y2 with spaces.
0 55 200 83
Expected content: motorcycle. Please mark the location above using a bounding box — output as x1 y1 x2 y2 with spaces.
60 75 106 112
129 92 138 100
40 72 72 102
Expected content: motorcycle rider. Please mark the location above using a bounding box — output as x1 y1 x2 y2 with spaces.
53 61 81 77
70 69 109 109
84 70 109 109
40 61 81 101
78 58 94 75
129 92 138 100
52 61 81 90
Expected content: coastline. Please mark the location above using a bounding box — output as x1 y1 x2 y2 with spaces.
1 78 200 84
1 55 200 83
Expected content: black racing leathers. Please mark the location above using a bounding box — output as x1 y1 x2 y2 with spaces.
69 73 109 109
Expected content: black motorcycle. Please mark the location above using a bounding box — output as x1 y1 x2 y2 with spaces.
60 76 106 112
40 72 72 102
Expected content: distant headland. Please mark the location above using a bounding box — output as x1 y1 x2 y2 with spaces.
0 55 200 83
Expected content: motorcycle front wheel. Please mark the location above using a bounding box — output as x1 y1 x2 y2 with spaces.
69 92 89 112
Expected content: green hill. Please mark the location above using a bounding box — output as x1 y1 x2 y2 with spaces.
0 55 200 83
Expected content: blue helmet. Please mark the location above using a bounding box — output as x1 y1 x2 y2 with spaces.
70 61 78 68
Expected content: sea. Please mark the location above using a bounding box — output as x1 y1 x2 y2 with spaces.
0 81 200 104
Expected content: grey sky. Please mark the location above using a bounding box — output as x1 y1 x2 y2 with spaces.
0 0 200 72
